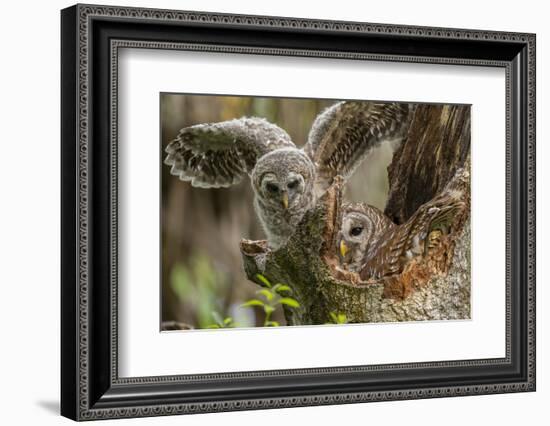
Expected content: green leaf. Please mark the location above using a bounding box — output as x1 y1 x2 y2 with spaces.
329 312 338 323
211 311 224 326
263 305 275 315
255 274 272 288
278 298 300 308
240 299 265 308
265 321 280 327
195 254 217 290
256 288 274 301
206 324 220 329
223 317 233 325
170 263 192 301
273 284 292 294
337 314 347 324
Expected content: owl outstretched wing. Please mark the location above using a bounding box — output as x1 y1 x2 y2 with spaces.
164 117 296 188
303 101 413 195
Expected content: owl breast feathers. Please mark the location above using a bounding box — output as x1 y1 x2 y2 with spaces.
164 101 412 248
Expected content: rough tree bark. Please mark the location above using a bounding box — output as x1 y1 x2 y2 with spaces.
385 104 471 223
240 104 471 325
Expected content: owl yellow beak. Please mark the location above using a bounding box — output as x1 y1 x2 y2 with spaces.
339 240 349 258
282 192 289 210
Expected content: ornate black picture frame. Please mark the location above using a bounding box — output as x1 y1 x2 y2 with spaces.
61 4 536 421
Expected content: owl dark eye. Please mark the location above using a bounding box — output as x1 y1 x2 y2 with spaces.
287 180 299 190
350 226 363 236
266 183 279 193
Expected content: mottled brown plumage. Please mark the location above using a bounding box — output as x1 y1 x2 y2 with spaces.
305 102 413 195
164 117 295 188
165 101 412 248
337 203 395 272
337 189 466 280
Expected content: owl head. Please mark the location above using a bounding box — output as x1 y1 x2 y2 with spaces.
251 148 316 213
337 204 393 272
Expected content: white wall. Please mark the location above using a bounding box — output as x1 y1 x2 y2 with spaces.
0 0 546 424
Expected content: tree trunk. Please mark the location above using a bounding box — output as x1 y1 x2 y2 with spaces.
385 104 471 223
240 104 471 325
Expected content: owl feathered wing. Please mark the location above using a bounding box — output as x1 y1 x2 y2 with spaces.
359 191 466 280
304 101 413 195
164 117 296 188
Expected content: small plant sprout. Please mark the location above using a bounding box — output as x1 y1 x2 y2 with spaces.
206 311 235 329
240 274 300 327
327 312 348 325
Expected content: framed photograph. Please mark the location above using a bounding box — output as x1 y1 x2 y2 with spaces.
61 4 536 421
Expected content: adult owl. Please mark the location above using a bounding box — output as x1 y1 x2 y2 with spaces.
164 101 411 248
337 190 465 279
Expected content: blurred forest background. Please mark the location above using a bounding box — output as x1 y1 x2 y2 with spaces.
160 94 396 330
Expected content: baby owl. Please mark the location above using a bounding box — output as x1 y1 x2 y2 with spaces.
165 101 412 248
337 190 465 279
